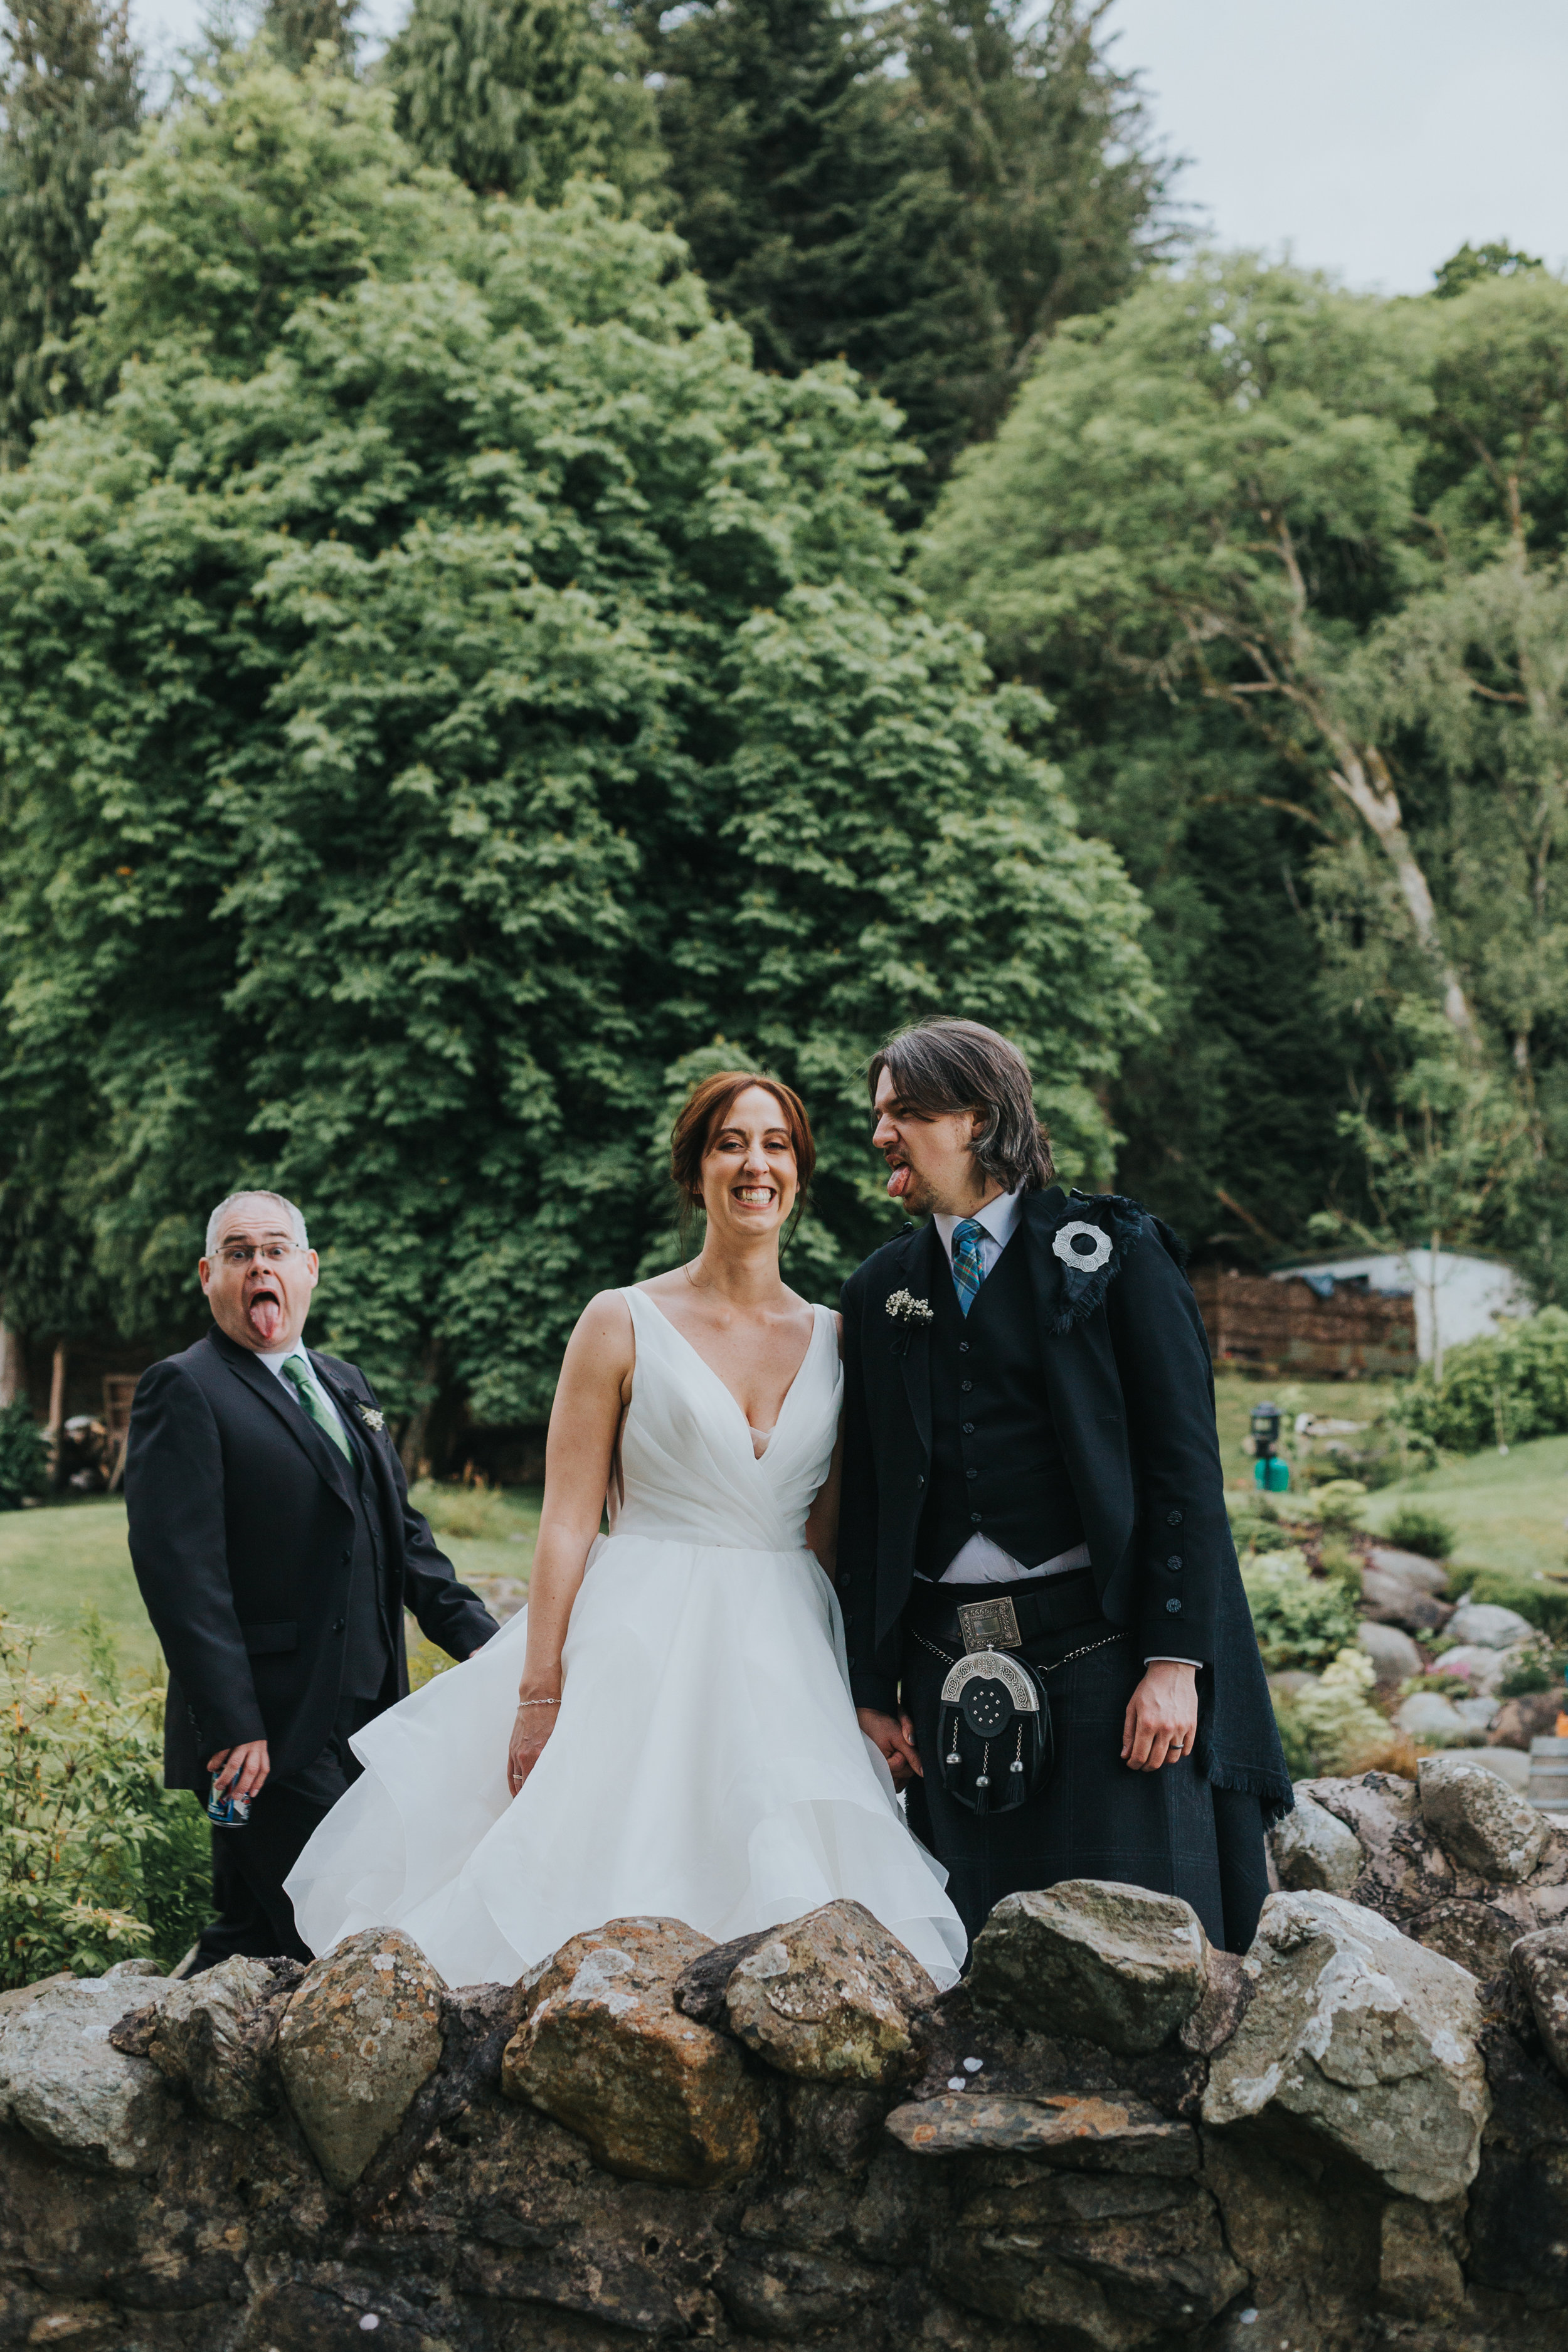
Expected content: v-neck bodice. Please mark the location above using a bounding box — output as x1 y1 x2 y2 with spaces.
615 1288 841 1550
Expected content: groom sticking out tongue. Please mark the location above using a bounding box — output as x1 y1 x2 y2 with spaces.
835 1018 1291 1956
866 1059 1201 1791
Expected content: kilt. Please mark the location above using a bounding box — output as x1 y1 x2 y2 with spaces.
901 1568 1234 1952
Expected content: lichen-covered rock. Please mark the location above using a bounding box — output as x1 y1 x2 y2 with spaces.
275 1929 443 2191
1366 1546 1451 1594
1377 2198 1466 2321
1396 1690 1475 1740
0 1974 176 2172
1299 1771 1454 1919
1360 1569 1451 1636
1203 1890 1490 2201
968 1881 1210 2056
140 1954 296 2123
1406 1898 1521 1982
1447 1602 1536 1648
1513 1923 1568 2077
1417 1752 1550 1883
886 2090 1197 2171
722 1900 932 2085
1357 1620 1423 1686
931 2153 1247 2345
1270 1792 1363 1894
502 1916 768 2188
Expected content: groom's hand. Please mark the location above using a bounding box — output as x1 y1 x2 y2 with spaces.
857 1708 922 1791
208 1740 270 1801
1121 1662 1199 1772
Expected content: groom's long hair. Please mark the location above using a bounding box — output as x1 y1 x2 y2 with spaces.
869 1019 1055 1194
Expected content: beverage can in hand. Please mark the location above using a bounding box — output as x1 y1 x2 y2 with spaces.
208 1775 252 1828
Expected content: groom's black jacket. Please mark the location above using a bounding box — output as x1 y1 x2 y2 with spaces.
839 1187 1241 1713
126 1327 497 1794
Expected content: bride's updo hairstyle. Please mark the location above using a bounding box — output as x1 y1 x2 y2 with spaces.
670 1071 817 1247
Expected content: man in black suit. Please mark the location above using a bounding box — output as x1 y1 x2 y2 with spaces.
127 1190 497 1973
838 1020 1290 1954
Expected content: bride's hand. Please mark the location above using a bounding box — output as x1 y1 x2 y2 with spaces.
507 1700 558 1796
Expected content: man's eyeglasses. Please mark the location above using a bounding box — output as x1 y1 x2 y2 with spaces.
216 1244 302 1266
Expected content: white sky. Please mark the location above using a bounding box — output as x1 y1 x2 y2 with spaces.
1105 0 1568 294
127 0 1568 299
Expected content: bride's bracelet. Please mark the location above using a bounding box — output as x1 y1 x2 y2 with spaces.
516 1697 559 1709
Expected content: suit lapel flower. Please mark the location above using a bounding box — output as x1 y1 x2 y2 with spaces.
885 1288 934 1359
358 1403 386 1433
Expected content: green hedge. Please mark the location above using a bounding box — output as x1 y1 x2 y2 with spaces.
0 1613 210 1988
1397 1308 1568 1454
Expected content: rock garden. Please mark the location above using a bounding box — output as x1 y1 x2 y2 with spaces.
1232 1479 1567 1788
4 1755 1568 2348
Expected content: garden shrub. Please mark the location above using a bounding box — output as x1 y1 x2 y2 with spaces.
1290 1648 1391 1776
0 1613 210 1988
1313 1480 1369 1531
1382 1505 1456 1560
0 1401 48 1510
1397 1308 1568 1454
409 1478 526 1545
1241 1549 1361 1671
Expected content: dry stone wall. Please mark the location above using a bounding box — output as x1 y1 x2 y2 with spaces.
4 1795 1568 2350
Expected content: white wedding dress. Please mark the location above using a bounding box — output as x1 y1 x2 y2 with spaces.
285 1287 966 1988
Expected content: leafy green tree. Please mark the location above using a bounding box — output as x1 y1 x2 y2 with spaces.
0 56 1153 1433
1313 1004 1532 1385
384 0 664 208
639 0 1174 490
0 0 140 462
1433 239 1542 300
920 254 1568 1281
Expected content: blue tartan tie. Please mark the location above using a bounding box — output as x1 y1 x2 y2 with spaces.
951 1218 987 1316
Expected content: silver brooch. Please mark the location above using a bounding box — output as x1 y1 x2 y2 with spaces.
1052 1220 1112 1274
885 1290 935 1327
358 1404 386 1433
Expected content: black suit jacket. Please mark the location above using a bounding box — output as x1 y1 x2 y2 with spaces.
837 1187 1234 1712
125 1327 498 1793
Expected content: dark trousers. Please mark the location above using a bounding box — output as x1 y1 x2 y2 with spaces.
902 1574 1234 1954
192 1698 378 1973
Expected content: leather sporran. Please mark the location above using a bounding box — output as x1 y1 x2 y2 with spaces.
935 1648 1052 1816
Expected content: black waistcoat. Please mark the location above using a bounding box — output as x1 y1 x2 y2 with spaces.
914 1232 1085 1581
340 1412 395 1701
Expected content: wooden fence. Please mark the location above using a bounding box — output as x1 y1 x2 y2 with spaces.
1189 1268 1417 1380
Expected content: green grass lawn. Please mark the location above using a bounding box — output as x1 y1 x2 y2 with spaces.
0 1480 543 1682
1360 1436 1568 1580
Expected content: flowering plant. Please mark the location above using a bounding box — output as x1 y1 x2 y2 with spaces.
358 1404 386 1433
885 1290 934 1327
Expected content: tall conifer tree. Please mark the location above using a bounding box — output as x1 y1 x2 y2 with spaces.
261 0 361 72
0 0 140 462
637 0 1174 490
385 0 664 209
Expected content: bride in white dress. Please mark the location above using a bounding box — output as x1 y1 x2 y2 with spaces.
285 1071 966 1989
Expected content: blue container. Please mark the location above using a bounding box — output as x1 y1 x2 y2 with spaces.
208 1775 252 1828
1254 1456 1291 1494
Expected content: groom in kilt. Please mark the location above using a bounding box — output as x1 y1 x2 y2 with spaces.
838 1018 1291 1954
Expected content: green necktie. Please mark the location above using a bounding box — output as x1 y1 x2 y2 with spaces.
282 1354 351 1461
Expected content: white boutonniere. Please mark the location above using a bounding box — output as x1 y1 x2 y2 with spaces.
885 1288 933 1357
1052 1219 1113 1274
358 1403 386 1433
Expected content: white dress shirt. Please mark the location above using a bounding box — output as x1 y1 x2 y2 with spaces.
927 1192 1197 1670
255 1345 347 1439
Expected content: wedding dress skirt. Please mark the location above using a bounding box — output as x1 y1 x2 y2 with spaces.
286 1290 966 1989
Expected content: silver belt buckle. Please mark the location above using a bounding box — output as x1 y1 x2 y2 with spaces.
956 1596 1022 1652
